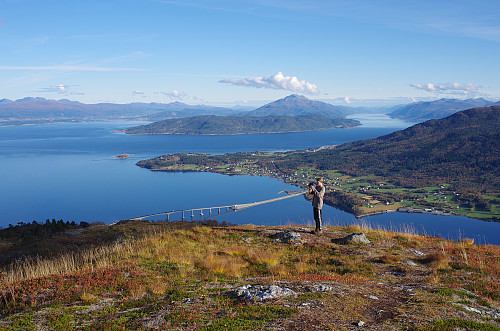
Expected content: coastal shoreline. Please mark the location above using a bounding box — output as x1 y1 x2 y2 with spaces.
141 162 499 223
120 125 358 136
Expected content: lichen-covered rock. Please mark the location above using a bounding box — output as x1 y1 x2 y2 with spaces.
271 230 302 245
402 260 418 266
334 232 371 245
410 249 425 256
231 284 295 302
312 285 334 292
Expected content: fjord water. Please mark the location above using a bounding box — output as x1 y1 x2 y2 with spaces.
1 117 499 245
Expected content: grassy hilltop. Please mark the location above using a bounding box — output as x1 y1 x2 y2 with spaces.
0 220 499 330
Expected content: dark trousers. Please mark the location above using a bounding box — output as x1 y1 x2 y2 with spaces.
313 207 322 231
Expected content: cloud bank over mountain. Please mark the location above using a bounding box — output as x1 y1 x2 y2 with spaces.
409 82 484 97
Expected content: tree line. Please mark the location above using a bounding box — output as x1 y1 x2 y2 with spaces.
0 219 91 241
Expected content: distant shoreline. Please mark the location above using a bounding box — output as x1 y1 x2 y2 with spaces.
120 126 356 136
0 119 149 127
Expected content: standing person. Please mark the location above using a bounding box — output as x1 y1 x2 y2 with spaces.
309 177 325 233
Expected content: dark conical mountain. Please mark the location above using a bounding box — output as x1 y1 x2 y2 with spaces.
387 98 494 122
287 106 500 190
244 94 354 118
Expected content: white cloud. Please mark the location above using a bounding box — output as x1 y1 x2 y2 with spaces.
152 90 205 103
37 84 83 95
191 95 206 103
132 90 145 95
409 82 484 97
161 90 188 101
219 72 319 95
320 96 354 105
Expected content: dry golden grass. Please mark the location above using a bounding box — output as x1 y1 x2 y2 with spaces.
379 254 402 264
146 280 170 295
268 264 289 275
80 291 97 303
128 285 147 299
196 253 248 277
246 248 281 266
191 226 213 235
459 238 475 245
341 221 422 247
3 240 135 284
421 252 449 269
458 243 469 265
426 273 441 284
223 245 249 257
294 262 310 273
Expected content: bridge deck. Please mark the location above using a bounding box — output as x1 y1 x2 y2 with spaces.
128 190 307 221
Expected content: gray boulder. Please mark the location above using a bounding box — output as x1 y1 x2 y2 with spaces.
231 284 295 302
271 230 302 245
312 285 334 292
402 260 418 266
334 232 371 245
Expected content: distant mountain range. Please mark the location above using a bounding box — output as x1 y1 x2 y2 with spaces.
123 114 360 135
387 98 497 121
6 95 497 127
244 94 353 118
0 97 240 124
0 97 160 120
0 95 356 125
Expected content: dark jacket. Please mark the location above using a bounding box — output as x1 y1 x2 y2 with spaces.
310 184 325 209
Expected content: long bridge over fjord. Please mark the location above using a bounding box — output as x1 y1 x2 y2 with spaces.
128 190 308 222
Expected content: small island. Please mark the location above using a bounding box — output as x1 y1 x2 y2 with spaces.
114 153 132 159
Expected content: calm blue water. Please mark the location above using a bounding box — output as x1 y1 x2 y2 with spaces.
0 119 498 245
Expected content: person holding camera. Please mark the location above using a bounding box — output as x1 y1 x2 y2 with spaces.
309 177 325 233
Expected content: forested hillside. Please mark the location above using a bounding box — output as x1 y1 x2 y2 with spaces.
283 106 499 190
123 114 359 135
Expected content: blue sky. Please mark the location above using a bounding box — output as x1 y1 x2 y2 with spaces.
1 0 499 106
